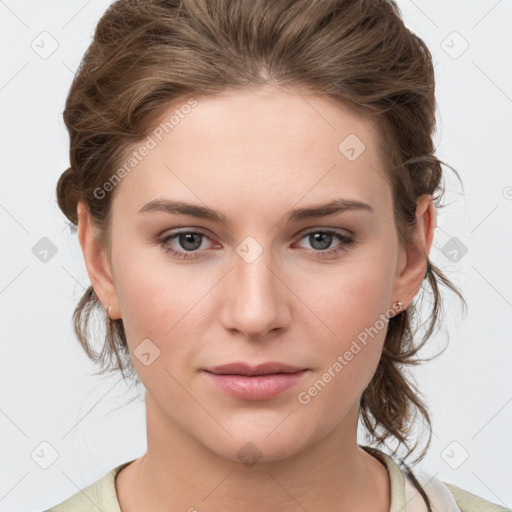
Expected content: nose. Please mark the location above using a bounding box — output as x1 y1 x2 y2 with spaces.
219 245 291 340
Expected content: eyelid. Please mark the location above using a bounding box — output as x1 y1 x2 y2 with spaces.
293 227 354 249
159 226 352 245
162 228 218 247
296 226 354 238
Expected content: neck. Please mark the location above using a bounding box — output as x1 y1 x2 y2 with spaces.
116 396 391 512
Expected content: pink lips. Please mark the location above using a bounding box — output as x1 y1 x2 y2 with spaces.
202 362 308 401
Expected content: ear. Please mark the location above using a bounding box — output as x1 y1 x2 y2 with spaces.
77 201 120 319
391 194 436 309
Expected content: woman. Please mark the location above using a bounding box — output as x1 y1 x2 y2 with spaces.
45 0 510 511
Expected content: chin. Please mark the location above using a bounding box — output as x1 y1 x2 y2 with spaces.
197 420 316 467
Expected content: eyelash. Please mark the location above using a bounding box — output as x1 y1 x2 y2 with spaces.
157 228 355 261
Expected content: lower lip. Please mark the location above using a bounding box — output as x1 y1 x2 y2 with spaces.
203 370 308 401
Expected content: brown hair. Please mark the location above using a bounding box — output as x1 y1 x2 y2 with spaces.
57 0 466 481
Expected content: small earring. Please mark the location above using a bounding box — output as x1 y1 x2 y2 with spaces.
393 301 403 314
106 303 112 318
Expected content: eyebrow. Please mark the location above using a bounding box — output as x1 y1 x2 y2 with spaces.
137 197 373 223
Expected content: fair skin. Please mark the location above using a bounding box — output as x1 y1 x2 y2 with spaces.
77 85 435 512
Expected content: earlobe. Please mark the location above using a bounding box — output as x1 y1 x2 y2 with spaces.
77 201 120 319
392 194 436 309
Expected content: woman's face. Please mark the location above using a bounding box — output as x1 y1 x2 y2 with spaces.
80 85 431 464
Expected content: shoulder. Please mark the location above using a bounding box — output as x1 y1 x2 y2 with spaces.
444 481 512 512
43 466 121 512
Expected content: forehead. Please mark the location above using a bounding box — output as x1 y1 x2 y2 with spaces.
111 85 391 220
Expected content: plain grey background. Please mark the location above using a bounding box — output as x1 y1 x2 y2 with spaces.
0 1 511 510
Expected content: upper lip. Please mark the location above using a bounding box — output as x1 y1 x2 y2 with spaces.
203 362 307 376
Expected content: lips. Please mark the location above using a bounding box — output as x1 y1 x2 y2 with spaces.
202 362 309 400
203 361 306 376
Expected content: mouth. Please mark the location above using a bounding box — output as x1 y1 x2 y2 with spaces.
202 362 309 400
203 361 308 376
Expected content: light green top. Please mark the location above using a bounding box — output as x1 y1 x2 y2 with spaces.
44 445 511 512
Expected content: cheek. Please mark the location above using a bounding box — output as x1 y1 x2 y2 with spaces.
293 262 391 394
112 232 191 324
295 258 392 342
112 244 216 374
296 299 389 416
